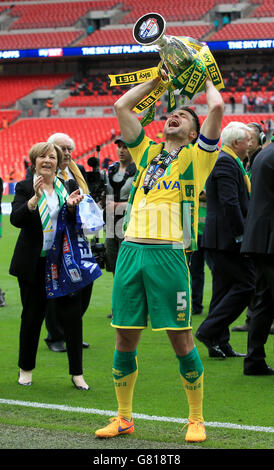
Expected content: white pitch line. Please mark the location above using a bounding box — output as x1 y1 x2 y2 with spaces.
0 398 273 434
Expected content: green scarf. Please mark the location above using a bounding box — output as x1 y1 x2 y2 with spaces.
37 176 68 256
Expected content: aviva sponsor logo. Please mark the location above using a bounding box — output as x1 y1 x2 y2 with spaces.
141 180 181 191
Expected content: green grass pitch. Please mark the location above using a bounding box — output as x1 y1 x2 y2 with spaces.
0 195 273 450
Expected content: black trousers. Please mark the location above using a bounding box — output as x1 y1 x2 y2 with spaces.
197 249 256 345
18 258 84 375
45 283 93 344
244 254 274 371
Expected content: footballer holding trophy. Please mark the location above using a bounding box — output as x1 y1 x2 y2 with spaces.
109 12 224 125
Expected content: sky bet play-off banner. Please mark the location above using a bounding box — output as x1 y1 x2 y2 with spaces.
0 38 273 61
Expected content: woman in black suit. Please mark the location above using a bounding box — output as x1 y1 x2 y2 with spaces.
10 141 90 390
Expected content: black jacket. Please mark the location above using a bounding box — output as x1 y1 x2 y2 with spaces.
202 150 250 252
9 177 77 283
241 142 274 254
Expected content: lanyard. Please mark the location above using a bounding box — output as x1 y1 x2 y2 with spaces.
142 145 183 195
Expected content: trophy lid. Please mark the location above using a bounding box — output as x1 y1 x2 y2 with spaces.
133 13 166 46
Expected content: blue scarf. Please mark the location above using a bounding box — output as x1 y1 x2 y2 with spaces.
45 203 102 298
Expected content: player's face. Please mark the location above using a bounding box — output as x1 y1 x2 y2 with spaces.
164 110 196 142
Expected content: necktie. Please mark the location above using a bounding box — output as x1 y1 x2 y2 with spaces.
61 170 68 181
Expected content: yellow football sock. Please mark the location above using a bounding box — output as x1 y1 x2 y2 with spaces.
177 347 204 423
112 350 138 421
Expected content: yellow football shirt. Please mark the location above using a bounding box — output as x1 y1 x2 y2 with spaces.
125 130 219 246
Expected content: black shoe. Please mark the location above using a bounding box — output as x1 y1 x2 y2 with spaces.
232 322 249 332
82 342 90 349
0 290 6 307
220 344 246 357
46 341 67 352
196 332 226 358
269 322 274 335
244 365 274 376
208 346 226 358
106 313 113 319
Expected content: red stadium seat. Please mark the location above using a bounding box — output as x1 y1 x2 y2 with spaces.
9 1 118 30
0 74 71 108
0 31 85 49
208 21 274 40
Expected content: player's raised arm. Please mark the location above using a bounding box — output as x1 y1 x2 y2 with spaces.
200 78 224 141
114 77 161 143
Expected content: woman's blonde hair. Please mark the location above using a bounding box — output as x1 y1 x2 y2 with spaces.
28 142 63 174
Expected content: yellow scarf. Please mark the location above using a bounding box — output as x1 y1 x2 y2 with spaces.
221 145 251 196
69 160 89 194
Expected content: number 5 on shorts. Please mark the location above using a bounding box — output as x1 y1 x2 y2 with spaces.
177 291 187 311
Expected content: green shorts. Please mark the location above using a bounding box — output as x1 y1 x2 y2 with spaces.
112 241 192 331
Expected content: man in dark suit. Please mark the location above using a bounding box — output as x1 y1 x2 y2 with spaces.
241 136 274 375
196 122 256 358
232 122 274 333
44 132 92 352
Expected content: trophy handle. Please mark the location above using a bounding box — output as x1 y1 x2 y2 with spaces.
133 13 166 46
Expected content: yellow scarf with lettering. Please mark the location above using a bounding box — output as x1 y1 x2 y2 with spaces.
69 160 89 194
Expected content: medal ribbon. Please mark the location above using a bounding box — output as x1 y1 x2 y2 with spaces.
142 146 183 195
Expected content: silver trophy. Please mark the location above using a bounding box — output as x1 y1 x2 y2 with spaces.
133 12 203 78
133 12 223 104
109 13 223 125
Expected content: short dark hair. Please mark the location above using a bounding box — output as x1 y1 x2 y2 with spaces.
179 106 200 143
247 123 262 145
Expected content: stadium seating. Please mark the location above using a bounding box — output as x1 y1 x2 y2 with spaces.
0 110 21 128
118 0 220 23
209 22 274 41
194 89 273 107
9 1 117 30
251 0 274 17
0 74 71 108
0 31 85 49
59 93 120 108
77 24 213 46
0 116 121 179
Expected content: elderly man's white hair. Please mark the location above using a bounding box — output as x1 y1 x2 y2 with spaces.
47 132 75 150
221 121 251 147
